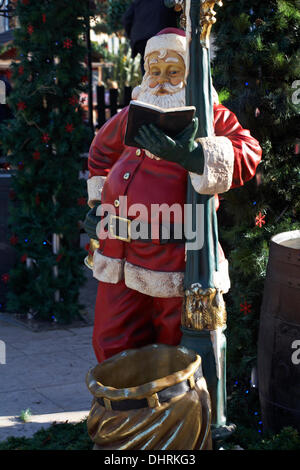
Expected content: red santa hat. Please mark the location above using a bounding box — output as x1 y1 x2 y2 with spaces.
144 28 187 67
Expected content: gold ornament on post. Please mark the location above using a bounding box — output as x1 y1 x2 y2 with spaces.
199 0 223 47
84 238 99 270
182 285 227 331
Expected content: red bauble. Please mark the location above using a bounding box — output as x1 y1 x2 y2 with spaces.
18 65 24 75
65 123 74 133
77 197 86 206
42 133 50 143
63 38 73 49
33 151 40 160
56 253 63 263
9 190 16 200
1 273 10 284
10 235 18 246
17 101 26 111
27 25 34 35
42 14 46 23
69 95 78 106
20 254 28 263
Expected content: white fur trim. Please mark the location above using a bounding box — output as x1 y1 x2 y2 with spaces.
190 137 234 195
213 259 231 294
87 176 106 208
144 34 186 64
124 261 184 298
93 252 229 296
93 251 124 284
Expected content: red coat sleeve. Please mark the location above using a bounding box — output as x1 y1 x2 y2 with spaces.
88 106 129 178
213 104 262 188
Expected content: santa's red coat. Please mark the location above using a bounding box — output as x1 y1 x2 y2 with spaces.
87 103 262 298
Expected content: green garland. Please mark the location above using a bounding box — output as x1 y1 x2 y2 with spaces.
0 0 93 323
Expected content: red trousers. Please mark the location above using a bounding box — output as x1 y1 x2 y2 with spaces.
93 280 183 363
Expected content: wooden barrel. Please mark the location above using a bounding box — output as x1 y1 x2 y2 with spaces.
258 230 300 433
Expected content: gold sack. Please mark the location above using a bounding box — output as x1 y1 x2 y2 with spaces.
86 344 212 450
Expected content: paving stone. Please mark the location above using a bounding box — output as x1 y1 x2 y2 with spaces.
0 411 89 441
0 388 63 417
36 382 92 413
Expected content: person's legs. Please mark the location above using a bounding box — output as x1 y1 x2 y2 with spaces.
93 280 155 362
152 296 183 346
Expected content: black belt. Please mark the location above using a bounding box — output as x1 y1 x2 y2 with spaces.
97 365 202 411
108 214 185 244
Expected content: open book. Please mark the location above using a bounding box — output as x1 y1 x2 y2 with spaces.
124 100 196 148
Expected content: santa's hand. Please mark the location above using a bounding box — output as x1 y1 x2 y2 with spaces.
134 119 204 174
84 202 101 240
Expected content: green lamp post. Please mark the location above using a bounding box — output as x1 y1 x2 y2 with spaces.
165 0 235 444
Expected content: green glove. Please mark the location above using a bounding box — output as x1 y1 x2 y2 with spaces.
134 118 204 175
83 202 101 240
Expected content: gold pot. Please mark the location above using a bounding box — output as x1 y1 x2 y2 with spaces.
86 344 212 450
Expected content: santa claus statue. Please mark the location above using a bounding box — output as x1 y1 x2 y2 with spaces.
85 28 262 363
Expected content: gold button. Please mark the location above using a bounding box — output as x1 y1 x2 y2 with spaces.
136 149 141 156
114 199 120 208
123 172 130 180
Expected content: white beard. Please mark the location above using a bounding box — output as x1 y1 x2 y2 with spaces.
137 88 186 108
137 74 186 109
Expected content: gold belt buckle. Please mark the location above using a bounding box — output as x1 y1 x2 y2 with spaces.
109 215 131 242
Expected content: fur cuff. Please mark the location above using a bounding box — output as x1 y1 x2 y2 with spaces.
190 137 234 195
87 176 106 208
213 259 231 294
93 251 124 284
125 262 184 298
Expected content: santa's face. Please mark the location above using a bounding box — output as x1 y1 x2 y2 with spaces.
147 51 185 96
137 49 186 109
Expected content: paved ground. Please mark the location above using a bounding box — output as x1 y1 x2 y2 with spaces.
0 236 99 442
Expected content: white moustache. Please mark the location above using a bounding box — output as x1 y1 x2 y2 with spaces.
150 81 184 95
137 87 186 109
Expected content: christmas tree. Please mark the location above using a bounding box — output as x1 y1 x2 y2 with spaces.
213 0 300 382
1 0 92 323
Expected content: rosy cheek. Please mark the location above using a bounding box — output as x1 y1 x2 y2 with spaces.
170 75 183 86
149 79 158 88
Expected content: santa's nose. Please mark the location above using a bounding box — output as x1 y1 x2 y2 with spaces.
157 75 168 85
